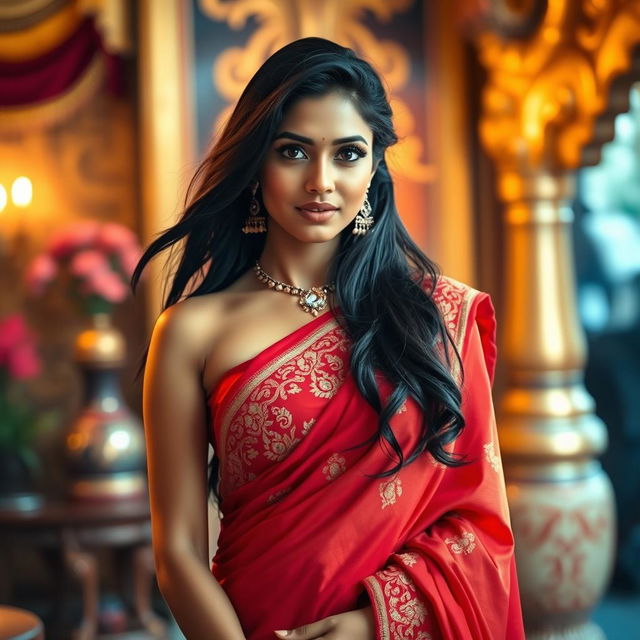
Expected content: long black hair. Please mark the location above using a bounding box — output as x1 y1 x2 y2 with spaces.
131 37 465 507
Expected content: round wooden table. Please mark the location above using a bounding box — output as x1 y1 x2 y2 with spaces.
0 497 167 640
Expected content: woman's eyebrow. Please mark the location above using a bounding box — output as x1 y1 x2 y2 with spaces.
273 131 369 146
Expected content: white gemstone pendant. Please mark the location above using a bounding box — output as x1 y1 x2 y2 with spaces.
299 287 327 315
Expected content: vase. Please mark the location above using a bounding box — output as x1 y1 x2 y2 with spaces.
62 313 147 501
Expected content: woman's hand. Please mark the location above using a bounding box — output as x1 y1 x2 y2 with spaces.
274 605 375 640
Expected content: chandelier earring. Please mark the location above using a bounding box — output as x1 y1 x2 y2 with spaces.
352 187 374 236
241 181 267 234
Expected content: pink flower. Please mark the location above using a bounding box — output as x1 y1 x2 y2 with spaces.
49 220 101 258
24 253 58 295
7 343 41 380
69 250 110 278
0 314 28 355
0 314 41 380
83 271 128 303
24 221 139 311
96 223 139 253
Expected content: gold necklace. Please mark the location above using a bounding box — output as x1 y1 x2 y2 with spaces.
254 260 335 316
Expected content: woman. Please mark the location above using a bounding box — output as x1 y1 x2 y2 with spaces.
133 38 525 640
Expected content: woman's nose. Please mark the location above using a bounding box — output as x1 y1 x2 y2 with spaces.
305 159 335 193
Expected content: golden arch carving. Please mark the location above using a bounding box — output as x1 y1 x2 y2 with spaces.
477 0 640 174
198 0 435 183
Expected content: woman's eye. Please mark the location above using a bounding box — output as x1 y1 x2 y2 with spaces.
276 145 306 160
337 146 367 162
338 150 357 162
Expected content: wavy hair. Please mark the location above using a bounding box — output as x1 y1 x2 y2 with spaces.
132 37 465 507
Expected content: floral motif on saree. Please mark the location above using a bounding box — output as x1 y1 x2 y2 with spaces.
366 566 432 640
483 441 501 472
323 453 347 481
379 477 403 509
220 320 349 493
444 531 477 555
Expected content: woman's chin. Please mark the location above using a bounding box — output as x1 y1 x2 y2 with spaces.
278 224 343 244
296 230 341 244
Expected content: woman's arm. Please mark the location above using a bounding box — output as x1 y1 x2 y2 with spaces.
143 301 246 640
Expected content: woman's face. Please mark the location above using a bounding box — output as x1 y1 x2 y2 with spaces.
259 91 376 243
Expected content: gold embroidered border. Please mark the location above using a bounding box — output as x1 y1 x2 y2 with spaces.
434 276 482 384
454 291 475 354
219 315 340 462
363 575 390 640
438 275 480 353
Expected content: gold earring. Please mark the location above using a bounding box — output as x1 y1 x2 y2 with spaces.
242 182 267 234
352 189 373 236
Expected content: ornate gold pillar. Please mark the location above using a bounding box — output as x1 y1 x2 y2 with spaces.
138 0 195 326
471 1 640 637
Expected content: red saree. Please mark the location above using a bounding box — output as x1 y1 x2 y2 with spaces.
208 275 525 640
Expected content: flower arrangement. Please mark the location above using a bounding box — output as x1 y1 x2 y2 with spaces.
25 220 143 316
0 314 56 466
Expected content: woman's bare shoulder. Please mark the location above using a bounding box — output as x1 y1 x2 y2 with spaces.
153 270 257 359
153 292 231 358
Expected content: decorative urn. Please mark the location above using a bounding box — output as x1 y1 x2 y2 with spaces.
62 313 146 501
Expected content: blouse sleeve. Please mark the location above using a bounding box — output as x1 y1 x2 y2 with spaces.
360 293 525 640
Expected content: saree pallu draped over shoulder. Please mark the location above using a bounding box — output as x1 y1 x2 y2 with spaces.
208 276 525 640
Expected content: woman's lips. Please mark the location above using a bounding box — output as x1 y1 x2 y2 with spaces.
296 206 338 223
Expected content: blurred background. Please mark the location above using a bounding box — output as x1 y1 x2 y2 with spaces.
0 0 639 638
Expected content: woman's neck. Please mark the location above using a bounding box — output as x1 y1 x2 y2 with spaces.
258 233 339 290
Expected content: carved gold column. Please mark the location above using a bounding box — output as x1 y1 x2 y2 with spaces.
138 0 194 325
471 1 640 638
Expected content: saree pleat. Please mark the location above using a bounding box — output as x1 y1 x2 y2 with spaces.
208 276 525 640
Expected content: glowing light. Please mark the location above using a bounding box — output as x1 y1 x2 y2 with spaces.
11 176 32 207
0 185 6 213
109 429 131 450
101 396 118 412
